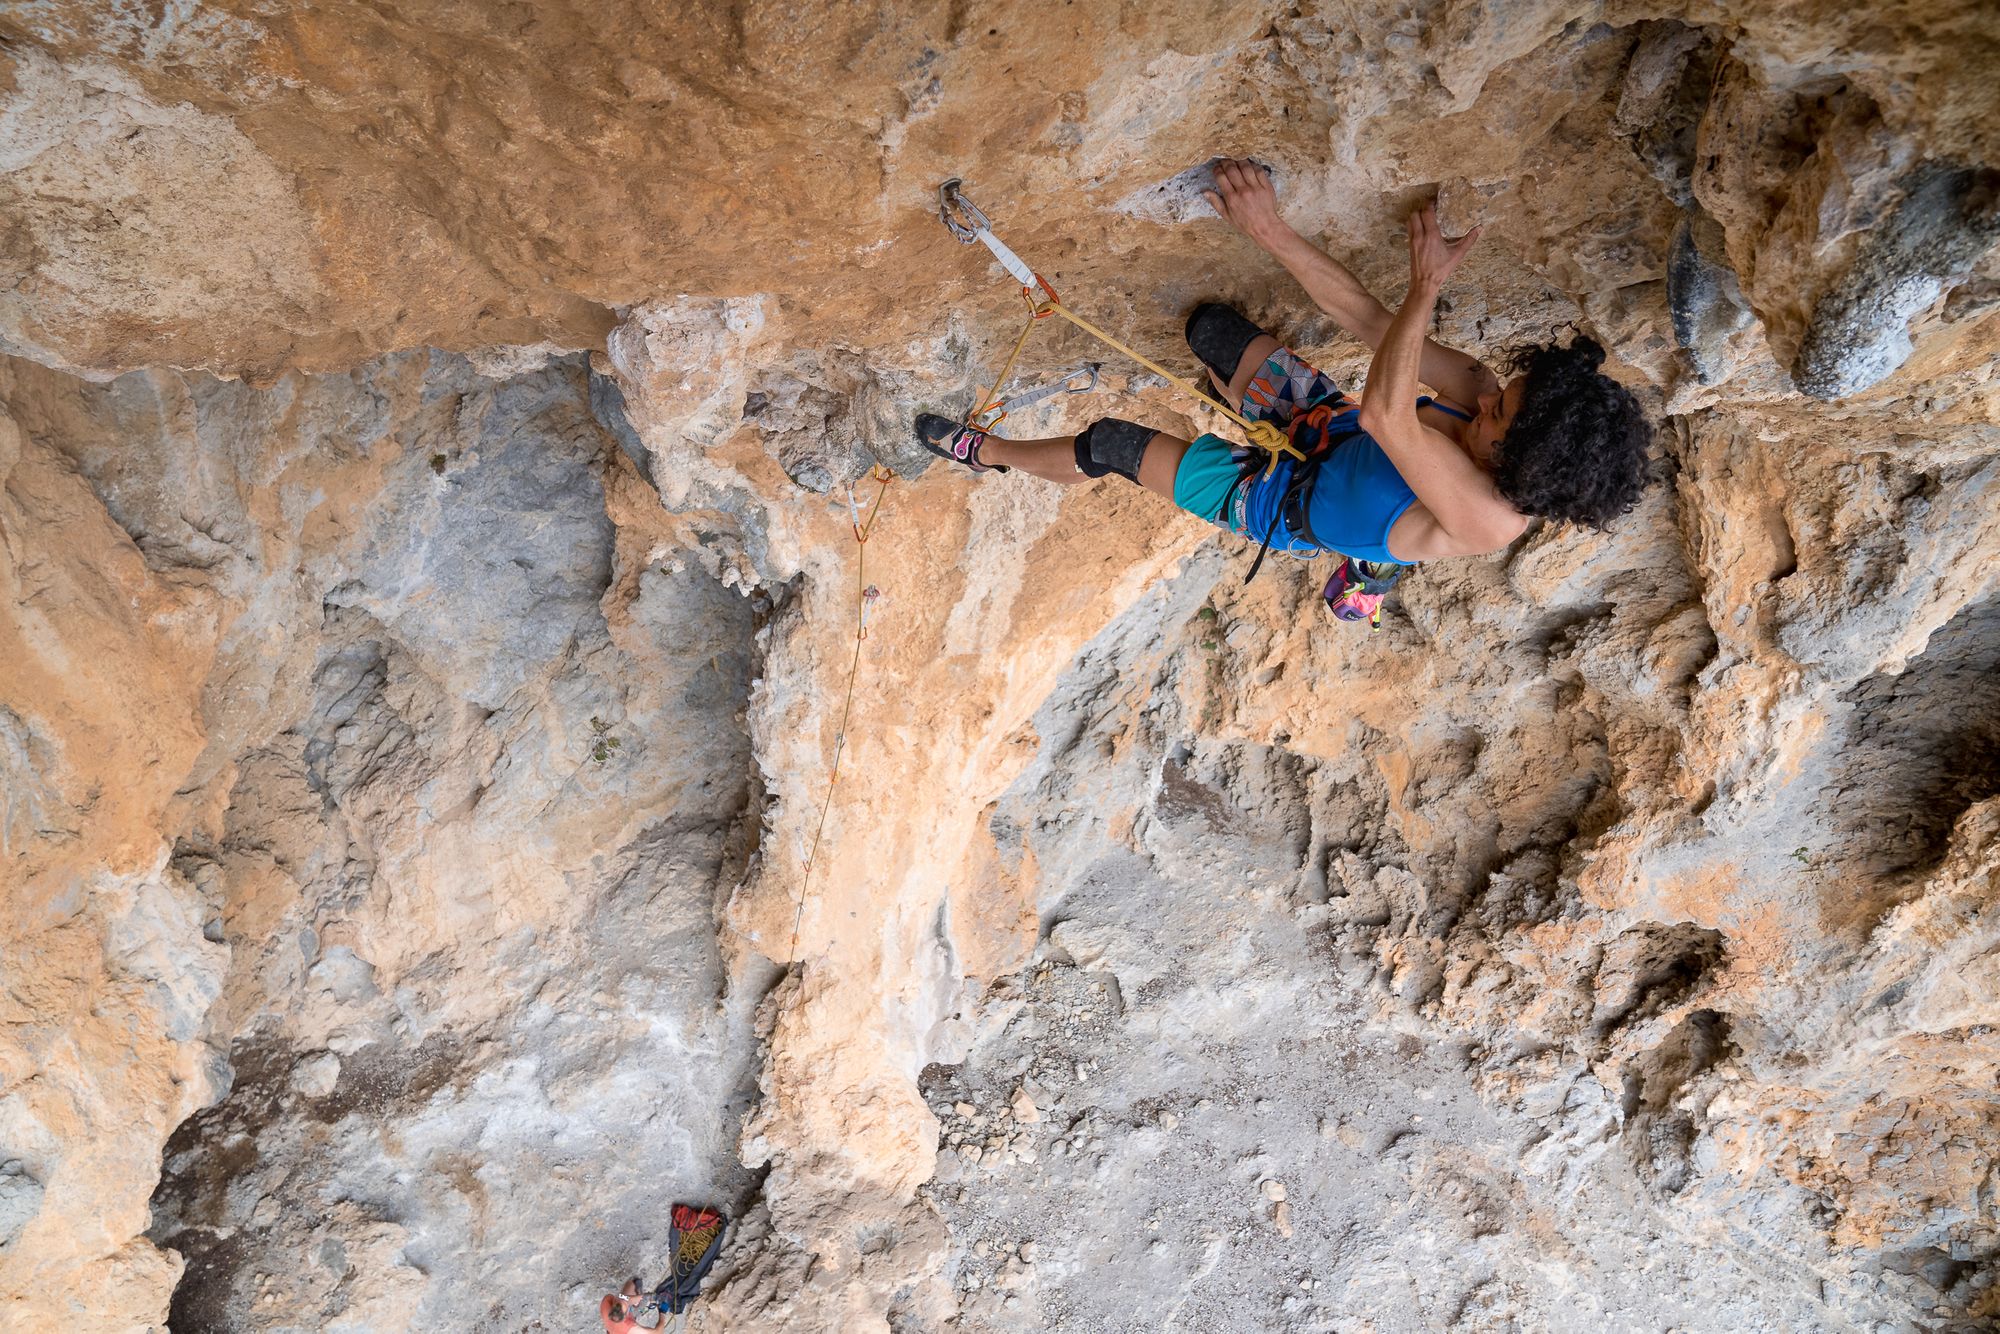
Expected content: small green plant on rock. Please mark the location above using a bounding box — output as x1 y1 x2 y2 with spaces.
589 715 623 766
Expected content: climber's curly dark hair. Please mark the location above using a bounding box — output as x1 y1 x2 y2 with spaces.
1493 336 1651 529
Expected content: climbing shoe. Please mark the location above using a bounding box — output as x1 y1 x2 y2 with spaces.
915 413 1006 472
1322 556 1405 632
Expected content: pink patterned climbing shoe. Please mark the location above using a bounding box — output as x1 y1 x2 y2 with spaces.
915 413 1006 472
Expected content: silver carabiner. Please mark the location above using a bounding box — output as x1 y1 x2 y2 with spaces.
1004 363 1097 410
976 363 1101 427
1058 363 1099 395
937 178 991 244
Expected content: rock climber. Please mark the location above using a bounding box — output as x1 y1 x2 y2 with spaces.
916 160 1651 626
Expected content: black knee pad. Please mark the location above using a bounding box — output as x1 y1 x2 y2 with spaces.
1074 417 1154 482
1185 302 1266 385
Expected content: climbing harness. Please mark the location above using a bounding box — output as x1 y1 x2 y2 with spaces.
937 179 1304 474
1222 398 1360 586
599 1204 730 1333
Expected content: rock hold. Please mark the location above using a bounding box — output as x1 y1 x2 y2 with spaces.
1796 163 2000 399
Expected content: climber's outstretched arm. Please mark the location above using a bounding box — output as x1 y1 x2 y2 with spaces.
1205 160 1500 412
1357 207 1525 555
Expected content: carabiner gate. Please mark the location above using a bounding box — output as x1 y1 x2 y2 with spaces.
937 178 991 244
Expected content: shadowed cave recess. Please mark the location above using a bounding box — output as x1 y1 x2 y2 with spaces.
3 2 2000 1330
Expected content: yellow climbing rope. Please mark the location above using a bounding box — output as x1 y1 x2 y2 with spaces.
1037 298 1300 466
944 179 1304 473
783 464 894 967
780 179 1303 969
971 298 1041 427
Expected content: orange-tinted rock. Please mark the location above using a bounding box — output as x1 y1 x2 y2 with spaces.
3 1 2000 1328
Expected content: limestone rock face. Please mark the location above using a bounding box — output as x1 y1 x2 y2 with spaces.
2 2 1998 1330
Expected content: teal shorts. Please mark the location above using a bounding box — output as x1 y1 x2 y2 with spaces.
1171 433 1243 530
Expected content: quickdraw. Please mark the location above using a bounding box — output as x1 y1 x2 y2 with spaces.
938 177 1057 304
938 179 1304 475
974 362 1098 430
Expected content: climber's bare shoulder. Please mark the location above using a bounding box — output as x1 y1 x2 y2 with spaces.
1419 347 1502 419
1386 503 1528 561
1382 423 1531 562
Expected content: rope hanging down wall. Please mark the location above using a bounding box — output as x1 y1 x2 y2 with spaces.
780 465 894 968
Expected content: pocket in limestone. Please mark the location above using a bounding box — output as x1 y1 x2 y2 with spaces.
1140 739 1313 887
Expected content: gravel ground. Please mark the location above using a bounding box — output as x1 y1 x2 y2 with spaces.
917 559 1849 1333
924 848 1847 1333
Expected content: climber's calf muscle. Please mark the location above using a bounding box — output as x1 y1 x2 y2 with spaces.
1136 431 1189 499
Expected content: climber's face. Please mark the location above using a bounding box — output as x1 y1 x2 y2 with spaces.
1470 376 1525 464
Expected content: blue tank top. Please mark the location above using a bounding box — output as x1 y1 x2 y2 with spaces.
1235 396 1469 566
